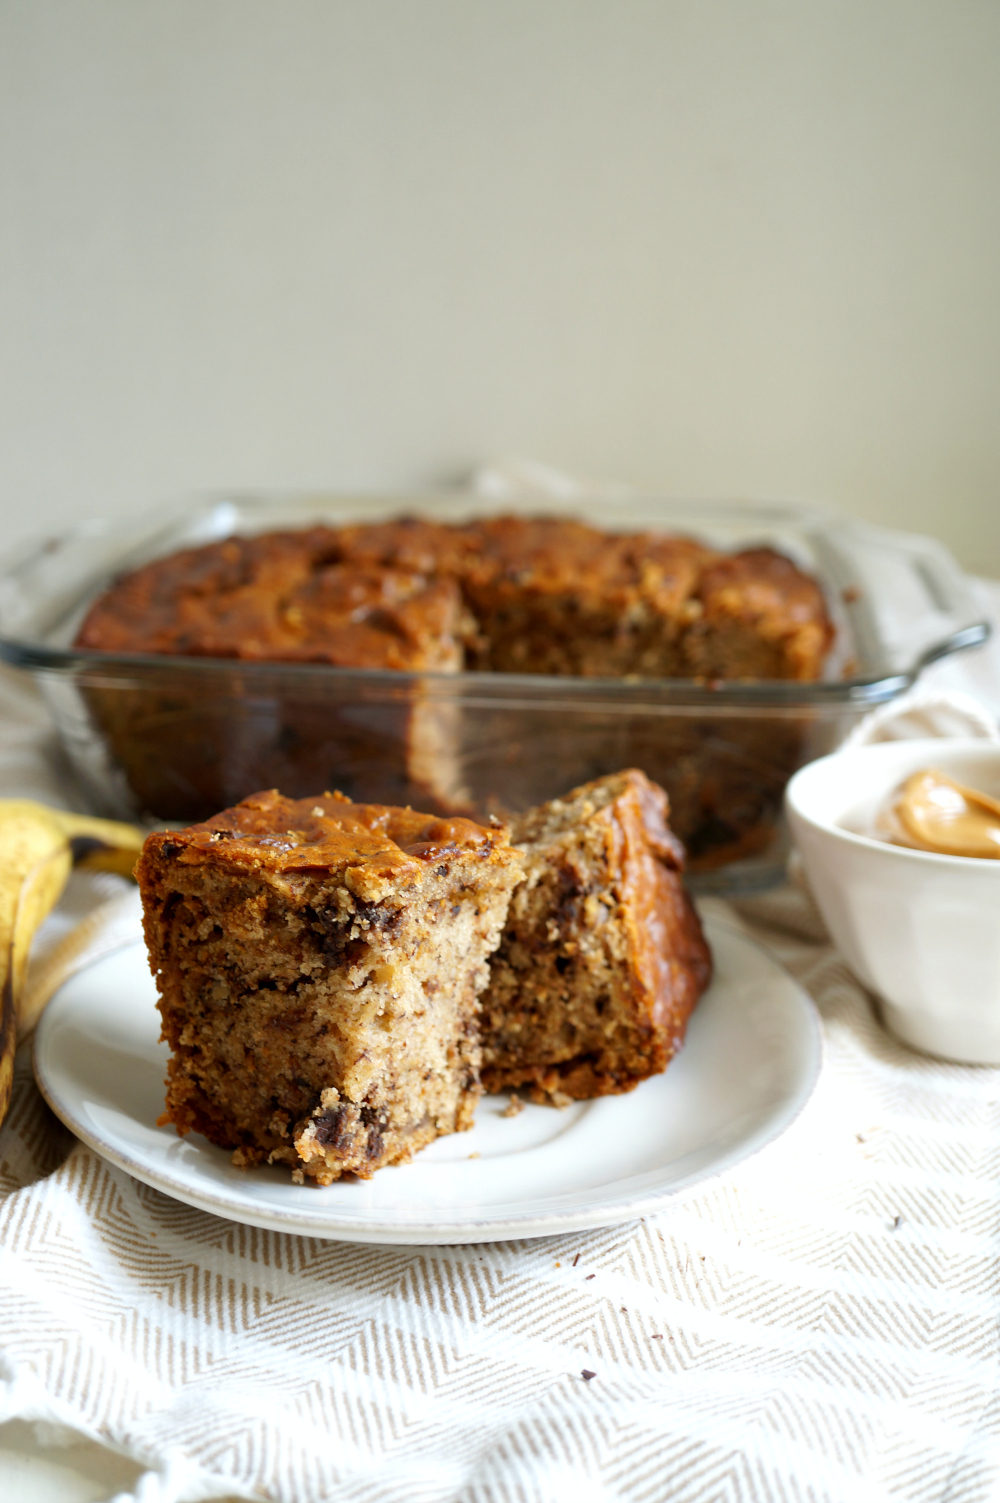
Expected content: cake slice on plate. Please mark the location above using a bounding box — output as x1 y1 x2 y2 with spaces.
138 789 523 1183
479 769 712 1103
139 769 711 1182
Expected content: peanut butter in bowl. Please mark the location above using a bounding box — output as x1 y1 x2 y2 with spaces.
878 768 1000 859
785 739 1000 1065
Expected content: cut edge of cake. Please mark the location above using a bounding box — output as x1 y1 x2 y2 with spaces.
479 769 712 1104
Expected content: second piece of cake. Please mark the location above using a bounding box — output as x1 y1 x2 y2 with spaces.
479 769 712 1103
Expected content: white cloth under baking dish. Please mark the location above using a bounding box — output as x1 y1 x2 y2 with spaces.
1 572 999 1503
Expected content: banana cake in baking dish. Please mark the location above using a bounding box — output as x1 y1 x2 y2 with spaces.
138 771 711 1181
78 514 832 682
77 514 834 868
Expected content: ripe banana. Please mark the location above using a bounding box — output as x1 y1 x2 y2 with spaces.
0 799 145 1128
47 807 146 879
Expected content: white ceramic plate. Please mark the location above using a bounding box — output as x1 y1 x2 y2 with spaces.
33 917 821 1244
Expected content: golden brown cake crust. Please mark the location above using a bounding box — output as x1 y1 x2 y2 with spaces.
76 528 468 671
165 788 505 885
76 515 832 683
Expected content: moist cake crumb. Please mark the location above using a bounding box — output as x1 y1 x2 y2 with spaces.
479 770 712 1102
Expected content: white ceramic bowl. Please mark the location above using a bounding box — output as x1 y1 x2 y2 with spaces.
786 738 1000 1064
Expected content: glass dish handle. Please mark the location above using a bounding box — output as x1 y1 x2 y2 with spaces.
905 533 991 668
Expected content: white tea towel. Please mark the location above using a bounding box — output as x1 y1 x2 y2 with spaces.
844 686 1000 747
5 877 1000 1503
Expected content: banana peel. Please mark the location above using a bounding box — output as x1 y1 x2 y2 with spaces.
48 808 146 880
0 799 145 1128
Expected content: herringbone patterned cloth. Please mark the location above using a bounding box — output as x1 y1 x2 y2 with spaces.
2 615 1000 1503
3 885 1000 1503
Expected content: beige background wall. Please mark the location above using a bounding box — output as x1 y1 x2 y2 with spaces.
1 0 998 573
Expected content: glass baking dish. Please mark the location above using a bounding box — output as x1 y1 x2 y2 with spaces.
0 492 988 892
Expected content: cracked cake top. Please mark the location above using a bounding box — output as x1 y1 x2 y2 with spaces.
145 788 518 898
